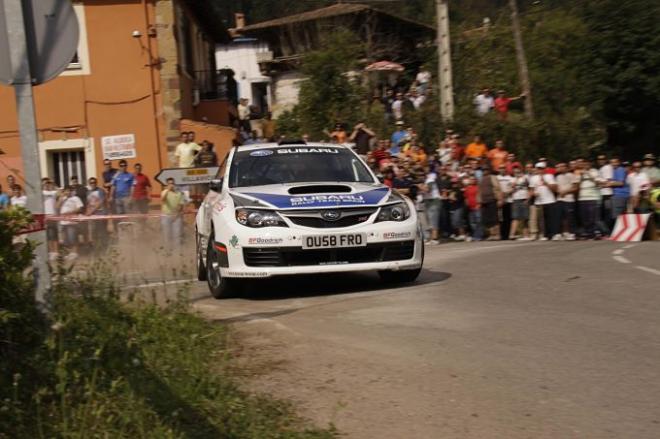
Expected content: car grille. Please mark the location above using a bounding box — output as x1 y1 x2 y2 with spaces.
282 207 377 229
243 241 415 267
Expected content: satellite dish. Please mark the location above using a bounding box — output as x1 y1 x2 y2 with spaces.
0 0 79 86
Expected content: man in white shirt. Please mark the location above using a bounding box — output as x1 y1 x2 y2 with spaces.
576 159 604 239
473 88 494 115
496 164 514 240
174 131 201 168
415 68 431 95
597 154 614 230
10 184 27 208
391 93 404 120
57 186 84 260
410 89 426 110
555 162 578 240
627 161 651 212
529 162 561 240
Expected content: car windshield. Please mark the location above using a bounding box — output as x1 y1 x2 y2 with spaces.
228 146 375 188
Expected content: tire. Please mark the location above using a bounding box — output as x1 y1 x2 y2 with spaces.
206 232 239 299
196 231 207 281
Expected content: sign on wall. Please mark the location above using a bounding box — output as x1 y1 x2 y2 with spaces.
101 134 136 160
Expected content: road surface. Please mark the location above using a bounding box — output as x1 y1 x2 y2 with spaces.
188 241 660 439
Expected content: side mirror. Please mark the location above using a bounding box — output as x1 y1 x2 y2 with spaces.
208 178 223 193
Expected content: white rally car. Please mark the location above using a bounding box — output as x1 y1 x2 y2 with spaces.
195 141 424 298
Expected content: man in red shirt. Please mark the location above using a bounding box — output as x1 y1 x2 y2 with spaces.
132 163 152 214
505 152 522 175
463 176 482 241
494 90 524 120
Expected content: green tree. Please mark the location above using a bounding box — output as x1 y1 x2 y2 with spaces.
295 30 366 139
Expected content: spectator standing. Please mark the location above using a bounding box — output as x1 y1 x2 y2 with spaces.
174 132 200 168
132 163 151 214
422 167 442 244
641 154 660 186
382 168 394 188
102 159 118 208
479 167 503 240
449 136 464 163
390 121 407 154
464 176 482 241
555 162 578 240
494 90 524 120
436 166 453 238
497 164 514 240
627 161 651 213
42 179 59 259
195 140 218 167
597 154 614 230
510 166 531 240
391 92 404 120
160 177 185 249
465 135 488 159
382 89 395 122
410 89 426 110
0 184 9 210
447 178 466 240
328 123 348 144
436 141 452 166
10 184 27 208
6 175 16 190
530 163 560 240
504 153 522 175
237 98 251 134
415 67 431 95
69 176 88 209
473 88 494 115
349 122 375 157
86 177 108 248
609 157 630 220
57 185 83 260
370 140 391 169
110 160 134 215
488 140 509 170
576 159 603 239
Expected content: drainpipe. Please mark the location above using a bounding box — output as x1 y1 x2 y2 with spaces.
142 0 164 171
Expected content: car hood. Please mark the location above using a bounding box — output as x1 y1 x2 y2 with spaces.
230 183 391 209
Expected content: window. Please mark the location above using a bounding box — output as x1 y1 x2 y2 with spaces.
62 3 91 75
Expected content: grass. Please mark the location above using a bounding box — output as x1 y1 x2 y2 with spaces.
0 209 336 438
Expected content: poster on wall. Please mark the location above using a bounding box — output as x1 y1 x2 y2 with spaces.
101 134 136 160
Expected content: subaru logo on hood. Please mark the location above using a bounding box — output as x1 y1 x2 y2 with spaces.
321 210 341 221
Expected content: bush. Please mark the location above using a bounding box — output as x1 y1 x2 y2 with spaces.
0 210 336 439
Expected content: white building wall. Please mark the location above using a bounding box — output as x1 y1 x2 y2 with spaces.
271 71 305 117
215 40 271 105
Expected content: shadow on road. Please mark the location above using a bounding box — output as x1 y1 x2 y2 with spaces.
232 269 452 301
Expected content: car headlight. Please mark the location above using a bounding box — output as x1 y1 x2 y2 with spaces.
376 202 410 222
235 209 288 228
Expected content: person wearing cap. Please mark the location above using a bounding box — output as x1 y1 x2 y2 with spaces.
529 162 561 240
494 90 524 121
641 153 660 186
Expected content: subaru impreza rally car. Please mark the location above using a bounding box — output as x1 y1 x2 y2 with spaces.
195 142 424 298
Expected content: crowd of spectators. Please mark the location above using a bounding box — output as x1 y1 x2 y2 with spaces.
355 126 660 243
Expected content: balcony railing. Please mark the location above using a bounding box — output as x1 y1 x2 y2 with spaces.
193 69 238 104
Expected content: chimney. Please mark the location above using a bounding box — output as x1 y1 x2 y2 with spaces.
235 13 245 29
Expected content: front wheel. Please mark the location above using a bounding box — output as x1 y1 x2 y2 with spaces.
206 233 239 299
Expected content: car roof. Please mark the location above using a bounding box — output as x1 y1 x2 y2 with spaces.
235 142 352 151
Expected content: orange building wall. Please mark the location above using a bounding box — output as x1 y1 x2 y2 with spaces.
0 0 167 192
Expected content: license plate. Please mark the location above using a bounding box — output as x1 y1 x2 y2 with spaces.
302 233 367 249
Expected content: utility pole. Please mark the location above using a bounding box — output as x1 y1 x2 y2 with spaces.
436 0 454 121
508 0 534 119
3 0 51 304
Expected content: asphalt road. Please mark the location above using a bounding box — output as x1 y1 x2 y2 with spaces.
189 241 660 439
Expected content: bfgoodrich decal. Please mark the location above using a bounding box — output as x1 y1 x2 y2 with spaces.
383 232 412 239
248 237 284 245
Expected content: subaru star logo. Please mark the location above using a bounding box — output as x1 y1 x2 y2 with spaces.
321 210 341 221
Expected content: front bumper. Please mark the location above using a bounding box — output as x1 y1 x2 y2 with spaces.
217 219 423 278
